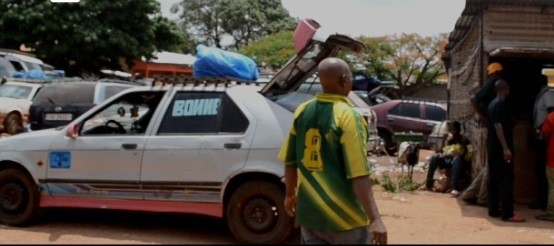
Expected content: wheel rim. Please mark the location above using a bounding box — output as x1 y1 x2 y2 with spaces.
0 182 26 213
241 197 278 234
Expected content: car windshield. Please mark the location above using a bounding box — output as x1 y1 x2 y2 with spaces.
0 84 32 99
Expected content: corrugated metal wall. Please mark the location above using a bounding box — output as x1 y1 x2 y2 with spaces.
484 5 554 52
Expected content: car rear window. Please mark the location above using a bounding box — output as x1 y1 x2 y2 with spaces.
425 105 446 122
32 82 96 106
389 103 420 118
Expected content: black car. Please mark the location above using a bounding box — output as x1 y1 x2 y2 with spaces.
29 79 138 131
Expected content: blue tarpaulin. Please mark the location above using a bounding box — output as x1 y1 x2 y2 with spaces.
193 45 259 81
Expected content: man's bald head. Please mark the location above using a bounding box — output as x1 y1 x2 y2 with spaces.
318 57 352 96
495 79 510 98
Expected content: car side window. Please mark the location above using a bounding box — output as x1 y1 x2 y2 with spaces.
425 105 446 122
389 103 420 118
219 93 249 133
158 91 248 135
80 91 164 136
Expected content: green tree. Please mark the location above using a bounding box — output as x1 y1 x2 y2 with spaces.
0 0 184 76
175 0 296 50
346 33 447 96
239 31 295 70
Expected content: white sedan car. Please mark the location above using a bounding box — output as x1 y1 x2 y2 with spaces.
0 20 366 244
0 81 43 134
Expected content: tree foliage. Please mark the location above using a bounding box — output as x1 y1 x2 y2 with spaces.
175 0 296 50
239 31 295 70
345 33 448 96
0 0 184 76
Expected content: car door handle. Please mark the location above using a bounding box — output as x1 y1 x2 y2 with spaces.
426 123 435 127
224 143 242 149
122 143 137 150
387 117 394 122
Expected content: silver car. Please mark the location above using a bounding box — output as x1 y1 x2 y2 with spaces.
0 21 364 244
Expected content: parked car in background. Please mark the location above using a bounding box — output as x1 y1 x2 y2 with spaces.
29 79 139 131
0 57 16 79
0 81 43 134
0 49 44 73
373 99 447 155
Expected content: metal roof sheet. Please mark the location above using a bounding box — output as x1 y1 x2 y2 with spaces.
443 0 554 59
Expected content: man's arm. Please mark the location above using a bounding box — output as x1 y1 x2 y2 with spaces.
284 165 297 217
542 115 553 139
494 123 512 163
352 175 387 245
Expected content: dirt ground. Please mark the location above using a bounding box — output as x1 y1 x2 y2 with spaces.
0 151 553 244
371 151 554 244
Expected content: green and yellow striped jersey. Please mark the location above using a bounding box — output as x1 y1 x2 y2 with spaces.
278 93 371 231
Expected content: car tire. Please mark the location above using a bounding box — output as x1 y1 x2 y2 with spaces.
0 168 39 226
226 181 293 244
378 130 397 156
3 113 22 135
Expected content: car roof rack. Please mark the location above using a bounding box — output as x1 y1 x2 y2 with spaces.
155 76 265 88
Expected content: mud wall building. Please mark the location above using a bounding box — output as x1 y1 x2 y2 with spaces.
443 0 554 203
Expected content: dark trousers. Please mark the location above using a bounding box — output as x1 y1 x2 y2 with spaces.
426 155 463 189
487 147 515 219
534 138 548 206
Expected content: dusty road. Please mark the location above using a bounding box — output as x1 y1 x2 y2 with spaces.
2 190 554 244
1 152 554 244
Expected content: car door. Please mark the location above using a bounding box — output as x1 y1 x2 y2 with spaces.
140 91 254 203
387 102 428 134
46 90 166 199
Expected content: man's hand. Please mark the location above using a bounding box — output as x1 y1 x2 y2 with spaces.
503 148 513 163
284 195 297 217
370 218 388 245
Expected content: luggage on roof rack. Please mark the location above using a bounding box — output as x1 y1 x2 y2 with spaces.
193 45 259 81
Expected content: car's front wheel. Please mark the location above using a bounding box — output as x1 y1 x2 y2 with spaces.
0 168 39 226
226 181 293 244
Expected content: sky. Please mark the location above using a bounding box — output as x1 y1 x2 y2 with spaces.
159 0 467 37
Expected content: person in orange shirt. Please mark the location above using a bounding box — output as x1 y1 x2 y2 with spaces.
538 107 554 221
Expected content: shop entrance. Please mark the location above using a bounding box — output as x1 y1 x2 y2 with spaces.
489 55 554 203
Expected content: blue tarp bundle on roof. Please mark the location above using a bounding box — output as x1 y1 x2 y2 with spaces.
193 45 259 81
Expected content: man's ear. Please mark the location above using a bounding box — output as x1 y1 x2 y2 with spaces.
340 74 347 87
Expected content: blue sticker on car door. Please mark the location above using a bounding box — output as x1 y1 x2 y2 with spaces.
50 151 71 168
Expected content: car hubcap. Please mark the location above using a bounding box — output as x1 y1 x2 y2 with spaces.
243 198 277 233
0 183 25 212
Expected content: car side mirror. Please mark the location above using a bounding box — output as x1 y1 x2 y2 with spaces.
66 123 80 139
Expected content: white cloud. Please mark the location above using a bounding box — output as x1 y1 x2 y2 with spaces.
281 0 466 37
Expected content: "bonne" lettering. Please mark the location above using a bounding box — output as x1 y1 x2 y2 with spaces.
172 98 221 117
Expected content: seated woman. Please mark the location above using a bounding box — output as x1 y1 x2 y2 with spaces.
425 121 470 196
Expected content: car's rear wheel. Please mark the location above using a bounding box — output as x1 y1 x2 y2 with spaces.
3 113 22 135
226 181 293 244
0 169 39 226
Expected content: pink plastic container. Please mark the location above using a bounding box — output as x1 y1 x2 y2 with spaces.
293 19 320 54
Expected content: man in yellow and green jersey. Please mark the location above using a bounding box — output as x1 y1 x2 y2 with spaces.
279 57 387 244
